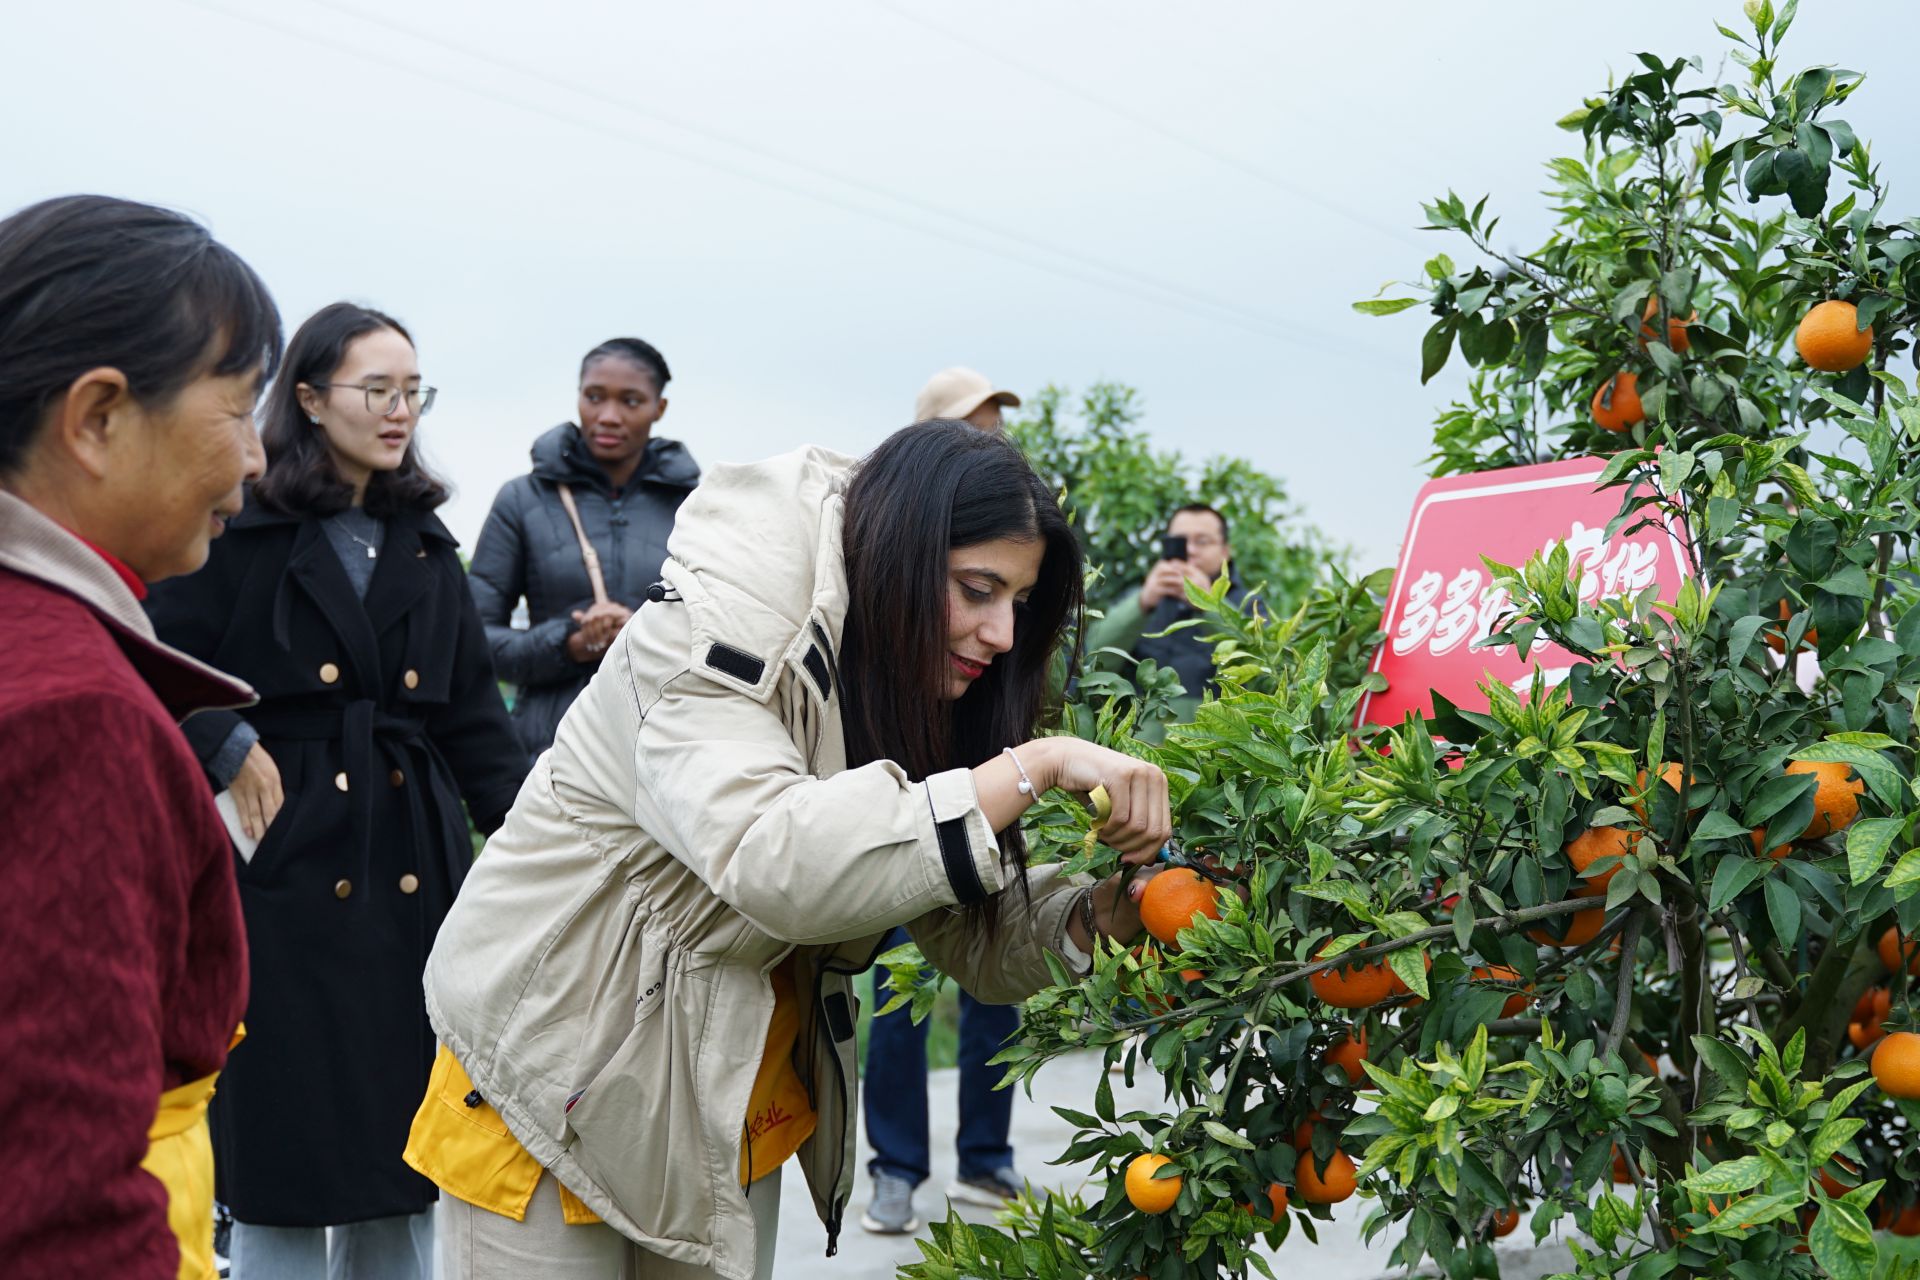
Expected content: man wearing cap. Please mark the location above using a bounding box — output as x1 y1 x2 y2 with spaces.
912 366 1021 432
859 366 1028 1237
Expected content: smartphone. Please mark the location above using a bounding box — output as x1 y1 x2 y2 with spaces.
1161 534 1188 562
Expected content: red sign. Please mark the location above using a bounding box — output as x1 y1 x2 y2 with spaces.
1355 456 1693 730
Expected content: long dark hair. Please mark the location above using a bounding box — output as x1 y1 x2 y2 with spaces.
840 422 1084 931
253 302 449 516
0 195 280 476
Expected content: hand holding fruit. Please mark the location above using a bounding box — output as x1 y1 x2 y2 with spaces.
1040 738 1171 861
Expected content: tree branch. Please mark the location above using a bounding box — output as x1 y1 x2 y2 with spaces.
1114 895 1606 1032
1604 910 1648 1057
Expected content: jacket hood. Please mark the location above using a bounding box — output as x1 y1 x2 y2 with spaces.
658 445 856 703
530 424 700 492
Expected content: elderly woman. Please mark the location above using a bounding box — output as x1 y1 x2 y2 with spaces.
0 195 281 1279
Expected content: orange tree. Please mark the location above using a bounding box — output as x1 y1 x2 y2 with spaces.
903 8 1920 1280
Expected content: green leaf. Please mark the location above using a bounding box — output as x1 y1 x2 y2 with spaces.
1765 874 1802 944
1352 297 1424 316
1389 946 1430 1000
1808 1201 1877 1280
1202 1120 1256 1150
1727 613 1769 663
1744 771 1818 830
1682 1155 1770 1193
1846 817 1903 883
1884 849 1920 891
1810 1115 1866 1166
1691 1035 1752 1089
1421 319 1455 385
1815 563 1873 599
1694 811 1751 841
1710 854 1768 910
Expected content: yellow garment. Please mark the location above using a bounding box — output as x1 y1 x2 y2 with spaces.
739 957 817 1184
403 1046 601 1224
142 1026 242 1280
404 959 818 1223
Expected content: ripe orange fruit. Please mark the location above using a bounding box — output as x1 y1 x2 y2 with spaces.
1325 1028 1369 1084
1124 1153 1182 1214
1871 1031 1920 1099
1750 829 1793 860
1795 300 1874 372
1849 987 1890 1051
1471 965 1531 1017
1492 1206 1523 1238
1785 760 1864 839
1639 298 1695 353
1295 1148 1358 1204
1880 926 1920 976
1565 826 1632 893
1883 1202 1920 1236
1308 947 1397 1009
1139 869 1223 946
1591 372 1645 432
1765 600 1818 655
1240 1182 1289 1221
1529 907 1606 948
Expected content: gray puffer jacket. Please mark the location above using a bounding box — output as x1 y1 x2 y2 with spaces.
469 424 699 755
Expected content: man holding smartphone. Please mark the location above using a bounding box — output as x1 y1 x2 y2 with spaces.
1083 504 1248 739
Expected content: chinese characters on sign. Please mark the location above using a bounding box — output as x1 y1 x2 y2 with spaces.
1357 457 1693 730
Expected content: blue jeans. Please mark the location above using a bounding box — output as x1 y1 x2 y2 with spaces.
864 928 1018 1188
229 1211 432 1280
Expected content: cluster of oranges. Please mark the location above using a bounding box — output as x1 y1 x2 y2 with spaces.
1590 298 1874 434
1120 757 1890 1233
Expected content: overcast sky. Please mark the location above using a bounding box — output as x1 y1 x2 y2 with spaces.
6 0 1915 571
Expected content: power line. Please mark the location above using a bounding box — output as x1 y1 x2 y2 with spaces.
167 0 1385 360
869 0 1432 253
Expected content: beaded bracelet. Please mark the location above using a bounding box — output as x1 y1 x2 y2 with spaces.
1003 745 1036 796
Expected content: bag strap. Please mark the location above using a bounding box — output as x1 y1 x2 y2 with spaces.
555 484 611 607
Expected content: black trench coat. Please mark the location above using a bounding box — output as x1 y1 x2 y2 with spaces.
146 501 526 1226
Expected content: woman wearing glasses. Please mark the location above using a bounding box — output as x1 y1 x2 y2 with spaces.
467 336 699 758
146 302 527 1279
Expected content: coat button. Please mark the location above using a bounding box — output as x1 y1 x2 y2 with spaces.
334 879 352 899
398 873 420 895
334 771 349 792
319 662 340 684
403 669 420 690
390 768 406 787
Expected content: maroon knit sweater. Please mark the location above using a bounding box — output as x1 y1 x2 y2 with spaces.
0 562 249 1279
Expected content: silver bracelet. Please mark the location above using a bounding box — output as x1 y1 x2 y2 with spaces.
1002 745 1036 796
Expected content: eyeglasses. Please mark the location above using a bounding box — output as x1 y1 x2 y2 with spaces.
312 382 438 417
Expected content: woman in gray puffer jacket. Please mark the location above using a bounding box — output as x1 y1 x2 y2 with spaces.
468 338 699 755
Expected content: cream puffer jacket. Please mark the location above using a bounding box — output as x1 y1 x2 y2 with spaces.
423 445 1086 1277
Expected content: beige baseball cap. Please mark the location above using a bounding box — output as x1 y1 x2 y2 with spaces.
912 366 1022 424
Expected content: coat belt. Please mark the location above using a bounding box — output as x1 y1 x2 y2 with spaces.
246 702 464 906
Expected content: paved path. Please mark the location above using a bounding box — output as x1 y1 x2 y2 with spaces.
773 1050 1436 1279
